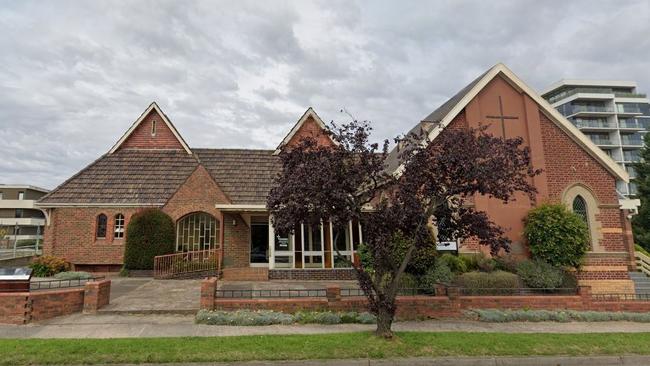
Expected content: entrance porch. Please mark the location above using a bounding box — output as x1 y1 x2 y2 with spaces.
217 205 362 279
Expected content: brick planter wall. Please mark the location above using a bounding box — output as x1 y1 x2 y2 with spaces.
200 278 650 319
268 269 357 280
0 279 111 324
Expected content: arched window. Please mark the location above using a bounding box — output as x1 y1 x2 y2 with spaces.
96 214 107 238
176 212 219 252
572 195 589 227
114 214 125 239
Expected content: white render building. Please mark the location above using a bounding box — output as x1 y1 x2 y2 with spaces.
542 80 650 201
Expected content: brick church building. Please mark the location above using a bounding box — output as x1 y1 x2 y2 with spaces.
37 64 638 293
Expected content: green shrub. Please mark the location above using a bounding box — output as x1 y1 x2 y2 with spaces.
438 253 467 273
420 261 454 288
195 310 376 326
493 254 520 273
123 208 175 270
516 260 564 289
357 312 377 324
455 270 520 290
29 255 69 277
53 271 93 280
459 255 479 272
524 204 589 268
476 253 496 273
474 309 650 323
195 310 294 326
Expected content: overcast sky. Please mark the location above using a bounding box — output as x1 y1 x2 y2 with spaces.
1 0 649 189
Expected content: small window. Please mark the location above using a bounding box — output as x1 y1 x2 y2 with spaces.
15 209 23 218
572 195 589 227
151 120 157 136
18 191 24 200
96 214 107 238
114 214 125 239
0 192 3 200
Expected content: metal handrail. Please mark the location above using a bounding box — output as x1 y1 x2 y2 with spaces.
216 288 327 298
153 248 220 279
636 251 650 277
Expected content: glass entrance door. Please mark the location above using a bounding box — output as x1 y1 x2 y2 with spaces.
250 221 269 265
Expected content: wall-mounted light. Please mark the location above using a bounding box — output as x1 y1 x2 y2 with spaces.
232 219 237 226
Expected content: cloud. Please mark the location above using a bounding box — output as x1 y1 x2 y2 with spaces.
0 0 648 189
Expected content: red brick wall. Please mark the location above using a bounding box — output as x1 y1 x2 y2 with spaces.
83 280 111 314
44 165 233 268
222 213 250 268
0 292 29 324
44 207 142 265
284 116 334 149
163 165 230 222
118 109 185 151
201 280 650 319
29 288 85 322
0 280 111 324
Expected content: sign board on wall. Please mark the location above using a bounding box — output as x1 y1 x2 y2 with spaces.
436 241 458 251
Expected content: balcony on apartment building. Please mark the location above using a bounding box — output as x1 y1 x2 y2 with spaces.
621 134 644 146
621 151 641 163
619 118 649 130
587 134 615 146
573 118 616 130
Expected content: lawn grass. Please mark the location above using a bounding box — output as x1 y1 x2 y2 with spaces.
1 332 649 365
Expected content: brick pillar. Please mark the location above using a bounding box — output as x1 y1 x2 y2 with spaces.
83 279 111 314
200 277 218 310
578 285 592 310
446 286 461 311
326 285 341 303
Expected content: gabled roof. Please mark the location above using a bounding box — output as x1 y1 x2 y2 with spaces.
38 150 200 206
273 107 333 155
388 63 629 183
108 102 192 155
194 149 281 204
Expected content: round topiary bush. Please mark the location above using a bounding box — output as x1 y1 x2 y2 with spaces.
523 203 589 268
123 209 175 270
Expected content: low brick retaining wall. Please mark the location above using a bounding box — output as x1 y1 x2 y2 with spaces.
200 278 650 319
0 279 111 324
268 269 357 281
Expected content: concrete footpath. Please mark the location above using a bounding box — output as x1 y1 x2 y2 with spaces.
5 313 650 338
86 355 650 366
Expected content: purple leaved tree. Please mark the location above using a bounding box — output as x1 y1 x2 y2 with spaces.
267 120 538 338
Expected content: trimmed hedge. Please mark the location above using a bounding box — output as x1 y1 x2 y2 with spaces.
516 260 564 289
195 310 377 326
472 309 650 323
455 270 520 290
123 209 175 270
524 203 589 268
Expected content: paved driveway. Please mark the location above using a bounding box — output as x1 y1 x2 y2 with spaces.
100 277 202 313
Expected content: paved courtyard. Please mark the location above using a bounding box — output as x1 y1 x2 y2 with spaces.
99 277 202 313
98 278 361 313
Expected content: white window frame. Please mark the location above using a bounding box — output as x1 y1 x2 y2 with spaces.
114 214 125 239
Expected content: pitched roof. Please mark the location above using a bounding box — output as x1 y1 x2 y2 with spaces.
38 150 199 206
194 149 281 205
273 107 333 155
386 63 629 182
108 102 192 155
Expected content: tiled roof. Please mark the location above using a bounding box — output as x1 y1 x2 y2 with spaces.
39 150 200 205
194 149 281 205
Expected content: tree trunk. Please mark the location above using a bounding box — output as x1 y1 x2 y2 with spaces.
375 306 395 339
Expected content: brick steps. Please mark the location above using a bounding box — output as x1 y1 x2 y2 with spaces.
221 267 269 281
